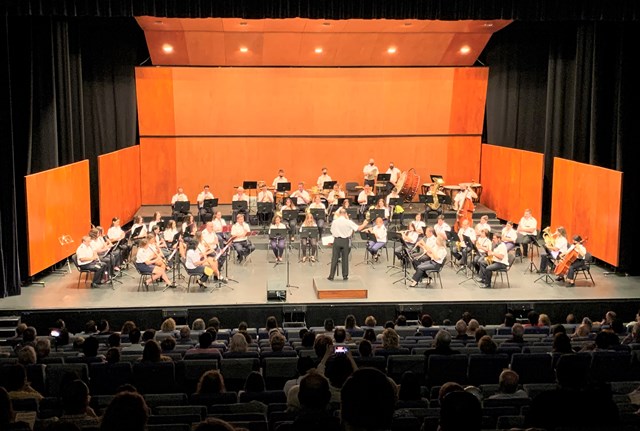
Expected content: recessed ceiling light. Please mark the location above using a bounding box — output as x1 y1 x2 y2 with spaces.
459 45 471 55
314 47 323 54
239 47 249 53
162 44 173 54
387 47 397 54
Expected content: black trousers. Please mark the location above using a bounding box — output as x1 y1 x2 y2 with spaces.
329 237 350 279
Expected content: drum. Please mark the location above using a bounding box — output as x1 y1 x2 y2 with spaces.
204 266 214 277
459 182 483 202
398 169 421 202
421 182 434 196
443 185 462 209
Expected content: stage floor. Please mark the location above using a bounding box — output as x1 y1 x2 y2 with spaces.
3 246 638 313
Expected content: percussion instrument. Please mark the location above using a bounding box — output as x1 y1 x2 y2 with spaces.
397 169 421 202
204 266 214 276
443 185 462 210
421 182 434 196
459 182 483 202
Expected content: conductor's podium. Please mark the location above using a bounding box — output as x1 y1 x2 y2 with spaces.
313 276 368 299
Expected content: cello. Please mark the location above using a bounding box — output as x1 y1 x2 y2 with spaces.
454 186 475 232
554 237 588 276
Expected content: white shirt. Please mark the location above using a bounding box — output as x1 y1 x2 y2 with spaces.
197 191 214 208
328 190 345 204
272 176 288 188
330 216 359 239
372 224 387 243
386 167 401 184
131 224 147 239
232 193 249 203
386 193 401 206
212 218 227 233
268 223 287 237
492 242 509 265
163 228 178 243
475 222 491 235
136 247 154 264
554 236 569 254
404 231 419 245
291 189 311 206
518 216 538 236
171 193 188 205
501 227 518 243
258 190 274 202
185 249 202 270
411 220 426 234
231 222 251 242
363 164 378 181
432 245 448 264
76 243 96 266
424 234 437 250
476 236 492 256
107 226 124 241
454 191 474 209
90 238 108 255
317 174 332 189
309 202 326 211
357 190 373 205
458 227 476 243
148 220 162 232
202 229 219 248
434 222 451 239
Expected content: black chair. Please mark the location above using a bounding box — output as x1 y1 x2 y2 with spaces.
492 253 516 288
135 265 155 292
424 257 447 289
387 354 426 384
574 253 595 285
262 357 299 390
426 354 468 387
467 353 509 386
509 353 554 384
71 254 93 288
89 362 133 395
133 362 176 394
219 358 261 392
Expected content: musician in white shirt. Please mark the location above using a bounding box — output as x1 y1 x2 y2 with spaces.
317 167 332 190
477 233 509 288
77 235 108 287
539 226 568 273
150 225 171 260
257 183 275 225
327 183 346 215
272 169 288 187
452 219 476 266
290 183 311 211
363 158 378 187
230 214 255 263
453 186 478 211
328 208 367 280
501 221 518 251
171 187 189 221
357 184 374 222
184 239 215 287
232 186 250 222
385 162 401 192
394 223 420 264
409 213 426 235
148 211 164 232
564 235 588 286
412 226 437 264
365 217 387 262
212 211 228 243
386 187 404 223
516 209 538 256
408 237 447 287
89 228 121 273
196 185 215 222
308 195 327 236
475 215 491 236
434 215 452 241
107 217 131 263
300 213 319 262
130 216 148 244
135 237 171 288
473 229 493 272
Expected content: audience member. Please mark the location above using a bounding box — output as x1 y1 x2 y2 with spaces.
141 340 171 362
59 380 100 428
363 315 377 328
478 335 497 354
105 347 120 364
538 313 551 327
97 319 112 335
397 371 428 408
439 390 482 431
17 345 37 365
192 418 237 431
242 371 266 394
122 329 143 352
419 314 434 328
466 319 480 337
333 327 348 344
487 370 528 399
4 363 43 401
395 314 407 327
107 333 121 348
176 326 193 345
380 328 401 351
100 391 149 431
341 368 396 431
120 320 136 335
159 317 177 335
160 337 176 353
362 328 376 343
290 371 340 431
192 318 206 331
344 314 361 334
301 331 316 348
552 332 574 354
525 310 540 327
80 336 105 361
196 370 227 395
503 323 527 345
357 339 373 358
501 313 515 327
35 338 51 362
0 386 30 431
283 356 316 396
184 332 222 360
454 319 469 341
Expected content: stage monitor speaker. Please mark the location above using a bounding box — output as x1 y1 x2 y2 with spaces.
267 280 287 302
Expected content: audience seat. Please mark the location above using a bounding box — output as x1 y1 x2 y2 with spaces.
89 362 133 395
590 351 634 382
175 359 219 395
133 362 177 394
262 357 299 390
239 390 287 405
219 358 260 392
509 353 555 384
467 354 509 386
387 355 426 384
426 354 468 387
45 363 89 397
189 392 238 407
144 393 188 409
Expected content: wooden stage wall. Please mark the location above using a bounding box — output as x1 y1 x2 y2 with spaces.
479 144 543 224
135 67 487 204
25 160 91 276
551 158 622 267
98 146 141 229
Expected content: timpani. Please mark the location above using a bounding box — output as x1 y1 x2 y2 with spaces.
443 185 462 210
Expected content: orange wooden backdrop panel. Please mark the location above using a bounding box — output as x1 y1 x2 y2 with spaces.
135 67 488 137
139 136 481 205
98 147 142 229
25 160 91 276
480 144 543 224
551 158 621 267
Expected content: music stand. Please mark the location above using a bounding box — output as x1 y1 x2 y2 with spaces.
174 201 190 214
523 234 540 273
277 182 291 193
366 195 378 206
386 230 404 274
282 209 298 222
376 173 391 182
299 227 318 263
243 181 258 190
345 207 358 221
203 198 217 210
335 198 347 208
356 231 378 267
103 240 122 288
392 234 414 285
323 181 337 190
310 208 326 222
214 239 238 290
458 235 481 286
257 202 274 232
268 228 288 267
232 200 248 213
369 209 385 222
534 238 555 284
155 221 165 231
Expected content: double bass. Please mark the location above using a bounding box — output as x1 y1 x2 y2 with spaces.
454 186 475 232
554 237 588 276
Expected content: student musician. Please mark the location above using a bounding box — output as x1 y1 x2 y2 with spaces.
150 225 171 260
362 158 379 187
452 219 476 266
357 184 374 222
268 215 287 262
212 211 228 243
477 233 509 288
501 221 518 252
290 182 311 212
411 226 437 265
232 186 250 223
475 215 491 236
453 185 478 211
516 209 538 257
539 226 568 273
89 227 121 274
135 237 171 288
171 187 189 221
317 167 332 190
281 198 298 240
473 229 492 273
147 211 164 232
308 194 327 236
201 222 224 267
163 219 184 258
130 215 148 244
272 169 288 188
434 214 452 242
300 213 318 263
185 239 223 288
231 214 255 263
197 185 215 223
408 237 447 287
327 183 346 214
257 182 275 224
394 222 420 265
367 198 390 225
557 235 587 286
333 198 353 221
76 235 109 288
182 213 197 239
410 213 426 235
386 187 404 223
365 217 387 262
386 162 401 192
107 217 131 262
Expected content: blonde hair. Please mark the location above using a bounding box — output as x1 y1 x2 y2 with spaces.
160 318 176 332
382 328 400 350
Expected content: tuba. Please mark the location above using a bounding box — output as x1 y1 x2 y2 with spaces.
542 227 555 248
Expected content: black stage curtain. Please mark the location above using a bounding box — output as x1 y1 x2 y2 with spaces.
0 16 147 296
483 21 640 274
3 0 640 21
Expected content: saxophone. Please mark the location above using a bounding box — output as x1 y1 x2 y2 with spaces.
485 255 494 264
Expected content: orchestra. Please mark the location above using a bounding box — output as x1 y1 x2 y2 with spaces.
85 165 596 293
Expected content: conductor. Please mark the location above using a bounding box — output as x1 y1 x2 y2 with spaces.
328 208 367 281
